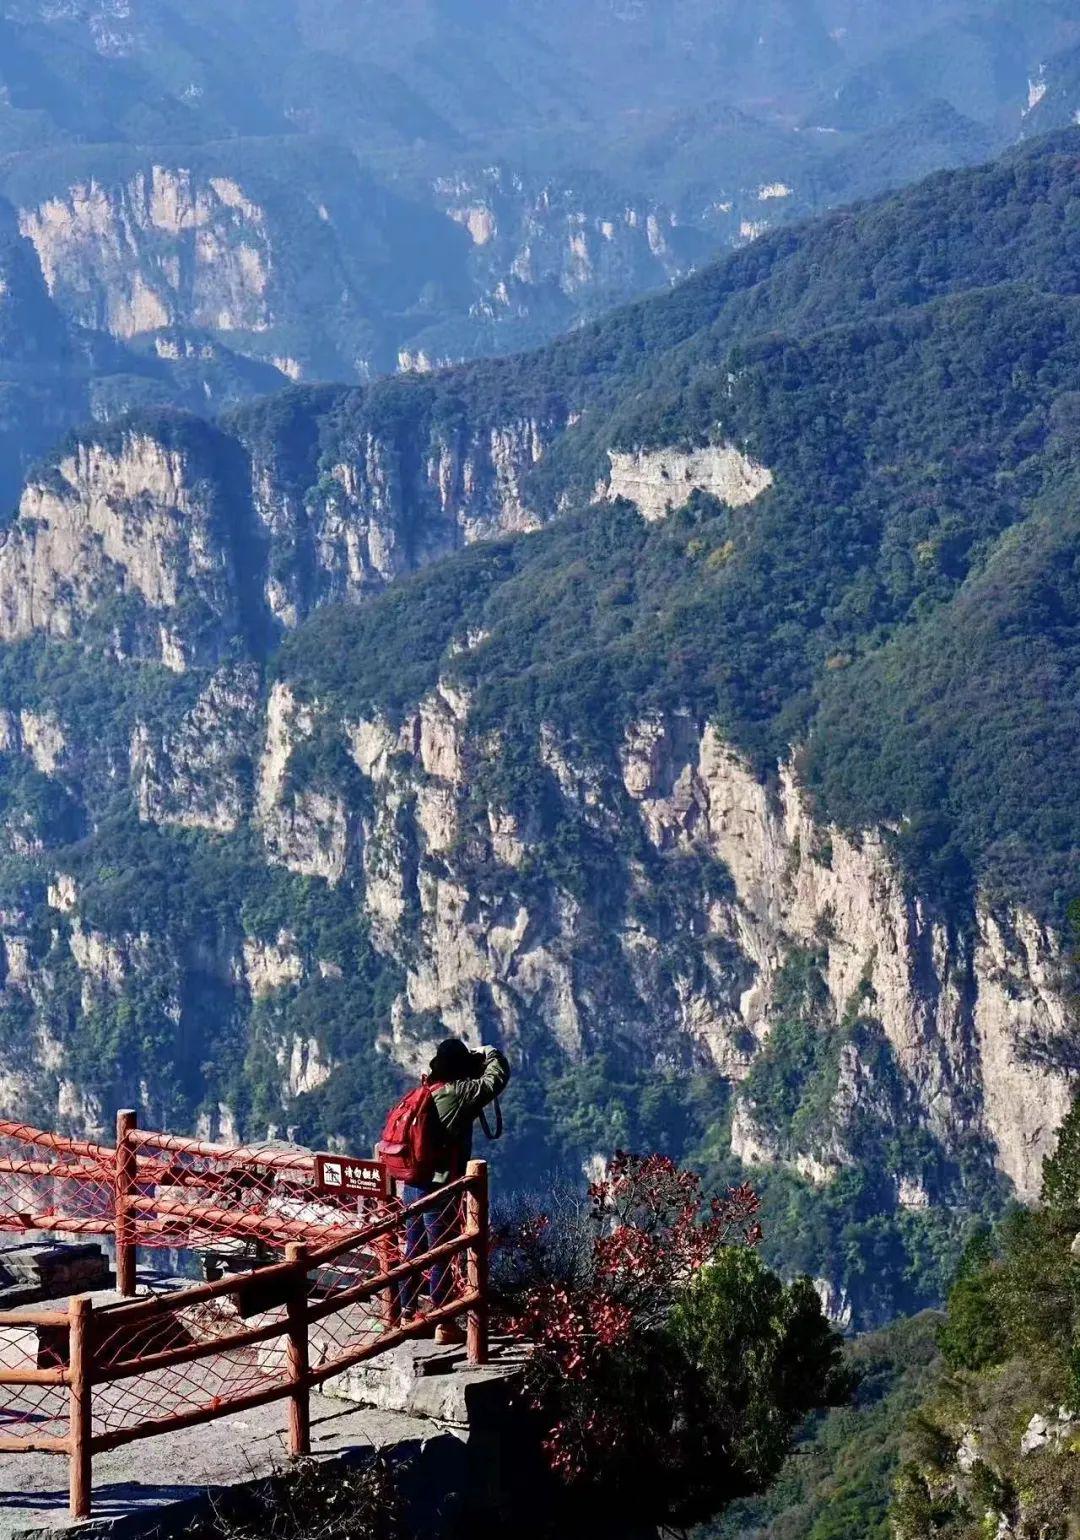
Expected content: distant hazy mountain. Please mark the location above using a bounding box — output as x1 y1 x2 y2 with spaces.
0 0 1077 405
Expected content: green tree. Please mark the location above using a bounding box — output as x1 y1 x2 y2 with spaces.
1041 1093 1080 1216
667 1248 855 1521
935 1226 1005 1372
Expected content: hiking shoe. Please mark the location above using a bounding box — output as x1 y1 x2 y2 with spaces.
434 1321 467 1346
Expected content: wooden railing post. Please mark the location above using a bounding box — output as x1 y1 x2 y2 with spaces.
376 1232 402 1331
115 1109 137 1297
68 1295 93 1519
465 1159 489 1366
375 1150 401 1332
285 1243 310 1457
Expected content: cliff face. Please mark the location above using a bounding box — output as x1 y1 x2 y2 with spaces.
606 444 774 520
251 688 1069 1205
0 430 246 664
0 186 290 515
433 170 702 301
0 656 1066 1207
0 396 1068 1217
0 396 792 658
0 405 785 674
8 157 383 381
18 169 273 342
0 399 568 659
300 411 559 604
7 160 718 383
407 169 716 364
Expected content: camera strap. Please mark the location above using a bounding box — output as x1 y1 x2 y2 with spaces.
479 1097 503 1141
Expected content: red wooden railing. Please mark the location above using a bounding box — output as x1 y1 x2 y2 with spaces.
0 1113 489 1517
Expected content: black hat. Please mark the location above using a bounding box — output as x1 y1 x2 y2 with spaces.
429 1037 473 1079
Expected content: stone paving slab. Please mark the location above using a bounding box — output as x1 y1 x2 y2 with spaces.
0 1266 512 1540
0 1391 462 1540
326 1338 528 1426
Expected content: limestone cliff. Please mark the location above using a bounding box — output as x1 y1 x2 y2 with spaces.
0 398 1066 1209
0 400 569 657
0 426 249 665
0 633 1069 1323
6 158 727 382
605 442 774 520
131 665 260 831
9 159 379 381
420 169 713 358
433 171 694 300
18 169 273 341
238 682 1072 1206
305 412 557 602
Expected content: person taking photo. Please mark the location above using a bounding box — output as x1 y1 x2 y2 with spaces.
378 1038 510 1344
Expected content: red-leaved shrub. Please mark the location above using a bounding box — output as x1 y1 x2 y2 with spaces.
494 1152 763 1487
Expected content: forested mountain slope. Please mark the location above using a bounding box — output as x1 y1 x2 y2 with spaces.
887 1096 1080 1540
0 134 1077 1323
709 1311 945 1540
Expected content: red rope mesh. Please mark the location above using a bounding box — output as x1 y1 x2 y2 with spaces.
0 1122 402 1252
91 1292 293 1439
128 1130 399 1252
0 1124 116 1237
0 1310 68 1448
0 1121 480 1455
85 1186 475 1439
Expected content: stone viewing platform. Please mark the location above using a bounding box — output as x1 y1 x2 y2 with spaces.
0 1117 522 1539
0 1244 529 1540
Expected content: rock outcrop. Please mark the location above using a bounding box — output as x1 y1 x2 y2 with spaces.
0 429 247 664
0 400 571 659
246 685 1073 1205
307 413 556 600
605 442 774 519
131 666 260 831
0 637 1066 1212
19 169 273 341
428 168 709 347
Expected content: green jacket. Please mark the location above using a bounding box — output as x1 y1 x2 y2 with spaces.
430 1046 510 1185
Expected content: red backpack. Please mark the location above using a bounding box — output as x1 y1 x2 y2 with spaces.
377 1081 449 1186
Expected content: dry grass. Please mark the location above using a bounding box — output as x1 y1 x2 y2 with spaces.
189 1456 407 1540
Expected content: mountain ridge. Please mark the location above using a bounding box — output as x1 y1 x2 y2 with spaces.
0 0 1077 481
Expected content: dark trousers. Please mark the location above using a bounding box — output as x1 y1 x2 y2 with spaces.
397 1182 455 1317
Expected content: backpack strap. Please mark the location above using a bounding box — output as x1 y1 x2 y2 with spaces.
427 1080 460 1175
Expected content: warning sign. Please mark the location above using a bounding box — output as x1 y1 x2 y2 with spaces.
314 1153 387 1198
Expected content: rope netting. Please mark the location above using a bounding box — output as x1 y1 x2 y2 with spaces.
0 1124 115 1238
127 1130 399 1253
91 1288 294 1443
0 1307 69 1449
0 1120 481 1459
89 1184 471 1444
86 1182 468 1435
0 1121 400 1252
306 1182 471 1373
